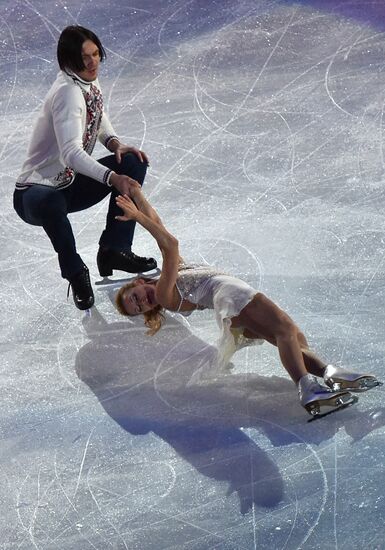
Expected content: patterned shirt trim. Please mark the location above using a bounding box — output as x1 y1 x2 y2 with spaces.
79 81 104 155
15 179 74 191
53 165 76 186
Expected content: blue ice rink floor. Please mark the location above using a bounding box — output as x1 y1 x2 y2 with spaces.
1 1 385 548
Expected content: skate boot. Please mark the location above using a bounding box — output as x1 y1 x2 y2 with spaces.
324 365 383 393
298 374 357 417
97 247 157 277
67 265 94 310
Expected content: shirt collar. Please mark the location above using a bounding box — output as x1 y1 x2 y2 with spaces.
64 69 97 87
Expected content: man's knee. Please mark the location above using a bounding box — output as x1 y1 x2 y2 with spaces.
120 153 148 184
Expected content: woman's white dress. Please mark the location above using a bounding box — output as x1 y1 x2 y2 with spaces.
175 263 262 368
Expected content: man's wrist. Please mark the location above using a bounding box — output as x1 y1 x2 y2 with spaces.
104 169 114 186
105 136 120 152
107 171 118 187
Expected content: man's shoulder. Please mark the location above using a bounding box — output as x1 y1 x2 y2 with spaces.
50 72 84 103
52 71 80 91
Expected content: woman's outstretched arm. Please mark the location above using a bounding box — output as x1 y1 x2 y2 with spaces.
115 194 175 252
123 183 185 265
126 182 165 227
115 194 180 307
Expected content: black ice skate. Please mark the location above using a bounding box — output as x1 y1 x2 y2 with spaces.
298 374 357 418
97 246 157 277
67 265 94 310
324 365 383 393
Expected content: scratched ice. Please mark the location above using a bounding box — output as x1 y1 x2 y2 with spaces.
1 1 385 548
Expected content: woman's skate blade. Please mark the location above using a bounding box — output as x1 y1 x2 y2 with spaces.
324 365 383 393
331 376 382 392
305 392 358 421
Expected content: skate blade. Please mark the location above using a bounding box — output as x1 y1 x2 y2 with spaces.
305 394 358 421
329 377 383 393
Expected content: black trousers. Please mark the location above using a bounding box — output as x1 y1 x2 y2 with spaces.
13 153 147 279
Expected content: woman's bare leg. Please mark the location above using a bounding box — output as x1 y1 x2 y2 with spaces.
235 294 360 415
295 331 327 378
296 330 381 389
301 348 327 377
235 293 311 384
244 323 328 379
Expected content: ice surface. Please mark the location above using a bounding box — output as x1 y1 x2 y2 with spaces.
1 1 385 548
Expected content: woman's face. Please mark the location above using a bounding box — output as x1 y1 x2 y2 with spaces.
122 280 158 315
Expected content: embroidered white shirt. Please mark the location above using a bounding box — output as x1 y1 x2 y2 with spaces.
16 70 118 190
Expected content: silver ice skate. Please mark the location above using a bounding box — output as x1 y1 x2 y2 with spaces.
298 374 357 417
324 365 383 393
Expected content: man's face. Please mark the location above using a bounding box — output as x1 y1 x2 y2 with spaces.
76 39 101 82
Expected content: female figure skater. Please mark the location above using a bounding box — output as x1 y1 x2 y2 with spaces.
114 187 381 417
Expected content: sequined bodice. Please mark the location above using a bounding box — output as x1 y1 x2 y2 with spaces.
172 263 260 369
176 263 226 310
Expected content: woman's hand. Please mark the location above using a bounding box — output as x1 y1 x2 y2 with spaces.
115 194 140 221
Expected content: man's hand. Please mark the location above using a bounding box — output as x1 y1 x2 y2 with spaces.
115 194 140 222
109 173 141 196
110 142 149 165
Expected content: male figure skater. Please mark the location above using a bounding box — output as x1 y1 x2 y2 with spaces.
13 25 156 310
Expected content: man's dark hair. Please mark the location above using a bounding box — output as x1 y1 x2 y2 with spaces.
57 26 106 72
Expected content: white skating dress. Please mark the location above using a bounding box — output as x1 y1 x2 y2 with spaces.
175 264 263 368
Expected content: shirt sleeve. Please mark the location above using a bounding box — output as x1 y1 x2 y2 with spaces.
51 84 112 184
98 110 120 149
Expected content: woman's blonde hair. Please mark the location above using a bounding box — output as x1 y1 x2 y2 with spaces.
115 279 165 336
